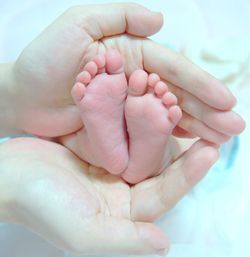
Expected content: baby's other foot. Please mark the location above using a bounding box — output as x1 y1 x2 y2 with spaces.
71 49 128 174
122 70 182 184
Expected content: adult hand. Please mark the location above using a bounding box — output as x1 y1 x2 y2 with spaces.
0 137 218 255
10 3 244 143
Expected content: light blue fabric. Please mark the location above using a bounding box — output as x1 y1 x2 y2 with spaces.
218 136 239 170
0 137 10 144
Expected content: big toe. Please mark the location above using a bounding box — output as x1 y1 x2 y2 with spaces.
128 69 148 96
105 49 124 74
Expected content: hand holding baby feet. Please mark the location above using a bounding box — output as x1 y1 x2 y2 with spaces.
121 70 182 184
63 49 129 174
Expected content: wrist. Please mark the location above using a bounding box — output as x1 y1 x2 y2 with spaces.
0 63 23 136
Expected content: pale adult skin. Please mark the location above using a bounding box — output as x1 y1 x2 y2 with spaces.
0 137 219 256
0 3 245 141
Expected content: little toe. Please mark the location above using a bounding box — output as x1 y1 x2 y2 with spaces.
105 49 124 74
71 82 86 103
128 69 148 96
154 81 168 97
168 105 182 125
162 92 178 107
76 71 91 84
84 61 98 77
148 73 160 88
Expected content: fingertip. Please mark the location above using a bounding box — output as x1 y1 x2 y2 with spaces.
236 115 246 134
126 6 163 36
136 222 169 252
224 111 246 135
151 11 164 31
184 140 220 185
216 80 237 110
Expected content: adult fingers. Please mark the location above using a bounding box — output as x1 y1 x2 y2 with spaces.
142 40 236 110
69 3 163 40
131 140 219 222
166 82 246 136
177 111 231 143
12 162 167 255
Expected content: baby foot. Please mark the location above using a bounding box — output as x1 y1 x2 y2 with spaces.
122 70 182 184
71 49 128 174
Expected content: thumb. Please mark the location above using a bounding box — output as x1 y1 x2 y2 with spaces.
131 139 219 222
68 3 163 39
75 216 169 256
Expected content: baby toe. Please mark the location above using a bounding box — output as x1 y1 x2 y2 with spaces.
168 105 182 125
84 61 98 77
76 71 91 84
148 73 160 88
162 92 178 107
128 69 148 96
71 82 86 103
154 81 168 97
